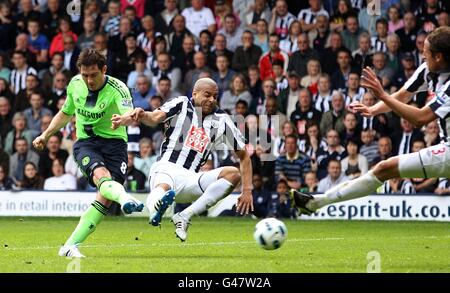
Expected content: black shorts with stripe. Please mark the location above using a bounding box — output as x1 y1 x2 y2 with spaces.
73 137 128 187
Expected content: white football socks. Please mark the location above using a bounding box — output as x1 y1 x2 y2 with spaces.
307 171 383 211
147 186 167 217
180 178 234 220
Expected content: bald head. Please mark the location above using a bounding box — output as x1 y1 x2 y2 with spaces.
193 78 218 93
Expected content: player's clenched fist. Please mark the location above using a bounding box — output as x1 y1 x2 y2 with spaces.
32 135 46 151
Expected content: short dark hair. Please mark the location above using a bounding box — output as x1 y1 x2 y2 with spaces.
272 59 284 68
285 134 298 143
427 26 450 66
76 49 107 70
376 18 388 27
236 99 248 108
158 76 171 83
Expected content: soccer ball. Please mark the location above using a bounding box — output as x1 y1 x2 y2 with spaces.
253 218 288 250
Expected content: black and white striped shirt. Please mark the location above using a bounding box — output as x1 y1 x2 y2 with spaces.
380 179 415 194
371 37 387 53
157 96 246 172
313 92 331 113
10 66 37 94
297 8 329 25
275 13 296 40
404 62 450 142
344 87 365 106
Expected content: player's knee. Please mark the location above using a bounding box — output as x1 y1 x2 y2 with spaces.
373 158 397 181
93 166 111 181
220 167 241 186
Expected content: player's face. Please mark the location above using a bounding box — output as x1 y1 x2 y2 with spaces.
80 65 107 91
193 85 219 115
423 39 442 72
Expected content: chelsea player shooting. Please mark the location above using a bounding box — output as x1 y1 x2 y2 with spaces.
33 49 144 257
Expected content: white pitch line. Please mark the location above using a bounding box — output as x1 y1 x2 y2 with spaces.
3 235 449 252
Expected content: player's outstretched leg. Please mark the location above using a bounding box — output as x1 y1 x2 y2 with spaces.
173 167 239 241
292 157 400 213
59 199 109 257
147 185 176 226
97 177 144 214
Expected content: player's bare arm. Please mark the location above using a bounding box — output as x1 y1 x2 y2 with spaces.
361 67 437 127
137 108 167 126
32 111 72 151
235 149 254 215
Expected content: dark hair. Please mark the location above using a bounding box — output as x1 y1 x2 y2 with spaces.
236 99 248 108
124 5 137 13
376 18 388 27
272 59 284 68
224 13 236 21
269 32 280 40
328 158 341 167
158 76 171 83
12 50 26 58
345 138 360 152
285 134 298 143
150 95 163 103
427 26 450 66
76 49 107 70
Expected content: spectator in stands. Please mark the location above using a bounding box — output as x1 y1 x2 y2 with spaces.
341 139 368 180
435 178 450 195
127 54 152 90
132 75 154 111
14 74 40 113
313 73 332 113
43 158 77 190
9 137 39 185
125 152 146 192
102 0 121 37
123 5 142 34
277 71 301 117
46 72 67 114
301 59 321 96
396 12 418 54
93 33 116 75
250 78 277 115
184 51 212 95
260 97 287 140
136 15 156 58
4 112 33 155
300 121 327 170
390 52 416 92
38 133 69 179
409 139 438 193
341 15 366 53
344 71 364 106
49 16 78 58
0 142 9 174
232 30 262 73
116 33 146 82
437 11 449 27
269 0 296 40
316 129 347 180
385 33 401 74
173 34 196 78
218 14 244 53
379 177 415 194
331 48 353 91
77 16 96 51
0 2 16 52
156 76 181 101
235 100 249 118
20 161 44 190
134 137 157 189
358 0 381 37
12 33 35 68
181 0 216 38
213 55 235 99
0 96 13 144
320 90 346 136
210 33 234 68
272 121 297 157
267 179 294 218
341 111 361 146
248 65 263 101
152 52 182 92
275 134 311 189
290 89 322 139
356 92 389 136
308 14 331 53
352 32 374 72
317 159 348 192
40 0 61 40
416 0 441 33
320 32 344 76
39 52 72 96
371 18 388 53
387 5 404 33
15 0 41 33
166 15 192 59
61 35 80 75
423 120 440 148
329 0 356 33
0 54 10 83
372 136 393 167
359 129 379 167
27 18 49 70
252 173 272 218
272 60 288 94
254 19 269 54
259 33 288 80
220 73 252 114
300 171 319 193
412 32 426 66
23 91 52 136
288 33 319 77
155 0 179 35
148 36 169 75
279 20 301 56
10 51 37 95
243 0 272 32
392 118 424 156
297 0 329 33
0 164 13 190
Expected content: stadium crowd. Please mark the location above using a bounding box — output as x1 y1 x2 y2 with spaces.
0 0 449 218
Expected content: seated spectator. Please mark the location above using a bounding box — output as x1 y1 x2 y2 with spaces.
272 121 298 157
378 178 415 194
64 153 91 191
356 92 389 136
299 171 319 193
148 37 170 76
133 137 157 190
372 136 394 167
61 35 80 75
341 139 368 180
108 11 134 55
344 72 365 106
331 48 354 91
39 133 69 179
316 129 347 180
20 161 44 190
154 0 179 35
313 73 332 113
49 16 78 58
320 90 346 136
9 137 39 185
341 15 367 53
213 55 236 99
267 179 295 219
220 73 252 114
279 20 301 55
232 30 262 73
341 112 361 146
269 0 296 40
196 30 214 67
14 73 40 113
360 130 379 167
385 34 401 75
0 165 14 190
329 0 356 33
166 15 192 60
300 59 321 96
184 51 212 96
23 91 53 136
299 121 327 169
308 14 331 52
0 96 13 146
287 33 319 77
218 13 244 52
27 18 49 70
260 97 287 139
317 159 349 192
435 178 450 195
371 18 388 53
252 174 272 218
390 52 417 93
277 71 301 118
352 33 374 72
93 33 116 75
210 33 234 69
275 134 311 190
392 118 424 156
77 16 96 51
101 0 121 37
235 100 249 118
115 33 147 82
0 143 9 172
272 59 288 94
373 52 395 89
132 75 155 111
290 89 322 139
46 72 68 114
259 33 288 80
410 139 437 193
43 158 76 190
297 0 329 33
395 12 419 54
181 0 216 38
4 112 34 155
127 55 153 90
387 5 404 33
254 19 269 54
156 77 181 102
423 120 440 147
125 152 146 192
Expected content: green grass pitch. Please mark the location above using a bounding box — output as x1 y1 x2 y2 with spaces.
0 217 448 272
